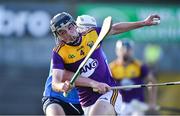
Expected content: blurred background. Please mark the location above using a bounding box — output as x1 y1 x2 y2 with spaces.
0 0 180 115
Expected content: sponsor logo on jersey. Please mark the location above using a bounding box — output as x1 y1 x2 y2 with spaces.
80 58 98 77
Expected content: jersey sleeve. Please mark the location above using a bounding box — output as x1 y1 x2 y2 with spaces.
52 51 64 69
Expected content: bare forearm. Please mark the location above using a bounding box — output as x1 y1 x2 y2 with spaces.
109 21 145 35
109 14 160 35
63 70 111 94
52 69 110 94
52 69 98 92
63 70 98 87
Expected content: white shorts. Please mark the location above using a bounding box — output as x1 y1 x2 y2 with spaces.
83 90 123 115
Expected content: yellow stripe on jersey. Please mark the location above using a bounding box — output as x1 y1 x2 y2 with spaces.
110 60 141 80
110 89 118 106
57 29 99 64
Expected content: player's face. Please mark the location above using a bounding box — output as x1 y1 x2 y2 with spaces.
57 23 79 44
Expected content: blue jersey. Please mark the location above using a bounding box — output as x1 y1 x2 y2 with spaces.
43 60 80 104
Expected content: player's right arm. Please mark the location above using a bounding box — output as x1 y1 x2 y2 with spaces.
51 49 110 93
52 69 110 94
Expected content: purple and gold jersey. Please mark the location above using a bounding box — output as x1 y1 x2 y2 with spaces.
52 27 117 107
109 59 149 103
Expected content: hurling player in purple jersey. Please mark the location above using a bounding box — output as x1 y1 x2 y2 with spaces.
109 40 157 115
42 15 98 116
44 12 160 115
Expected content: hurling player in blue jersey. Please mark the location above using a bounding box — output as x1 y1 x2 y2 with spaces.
42 60 84 115
42 12 160 115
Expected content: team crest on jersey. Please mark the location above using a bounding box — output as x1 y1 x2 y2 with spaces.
87 41 94 48
80 58 98 77
68 54 75 59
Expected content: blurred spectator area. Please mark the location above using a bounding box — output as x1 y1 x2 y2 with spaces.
0 38 54 68
0 38 53 114
1 38 180 72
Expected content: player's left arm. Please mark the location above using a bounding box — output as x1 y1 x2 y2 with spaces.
108 14 160 35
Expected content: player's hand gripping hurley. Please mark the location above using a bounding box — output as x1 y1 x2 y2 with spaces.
63 16 112 96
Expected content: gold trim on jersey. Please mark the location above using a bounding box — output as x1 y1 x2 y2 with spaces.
57 29 100 64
